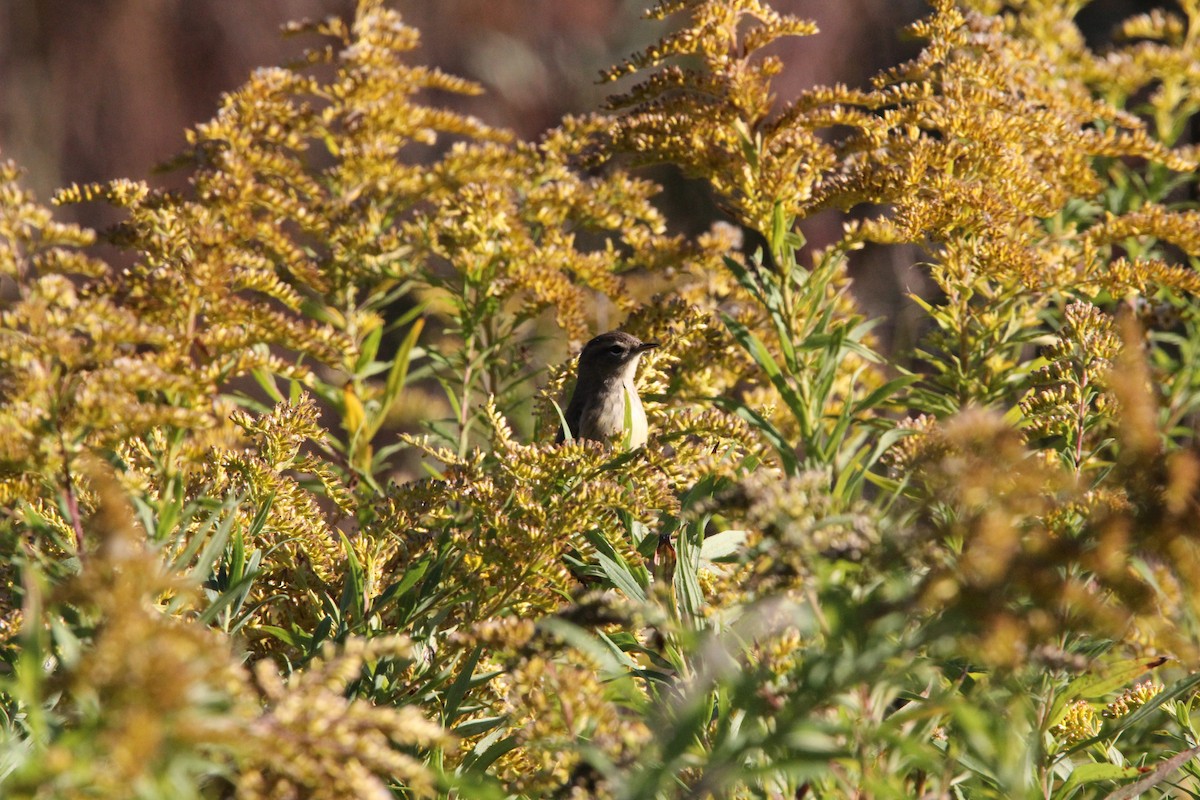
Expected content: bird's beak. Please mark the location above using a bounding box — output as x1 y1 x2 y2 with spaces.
637 341 660 353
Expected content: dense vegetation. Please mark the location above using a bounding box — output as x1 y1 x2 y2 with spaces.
4 0 1200 796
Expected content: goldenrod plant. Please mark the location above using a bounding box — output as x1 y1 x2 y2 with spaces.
5 0 1200 797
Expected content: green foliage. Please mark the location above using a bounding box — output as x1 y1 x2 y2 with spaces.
5 0 1200 797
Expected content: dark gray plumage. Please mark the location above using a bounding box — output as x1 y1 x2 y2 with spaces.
557 331 659 447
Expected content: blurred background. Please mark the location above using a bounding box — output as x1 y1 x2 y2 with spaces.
0 1 943 204
0 0 1171 337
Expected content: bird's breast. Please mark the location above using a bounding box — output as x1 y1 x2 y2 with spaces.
579 379 648 448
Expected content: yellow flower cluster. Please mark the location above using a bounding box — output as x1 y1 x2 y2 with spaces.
1051 699 1101 745
603 0 825 232
239 637 449 800
7 0 1200 795
490 653 652 797
1020 302 1121 470
362 395 757 629
3 478 446 798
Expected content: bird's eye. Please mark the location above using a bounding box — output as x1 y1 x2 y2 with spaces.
608 345 625 356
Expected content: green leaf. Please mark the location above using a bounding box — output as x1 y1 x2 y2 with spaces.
834 426 913 501
710 395 799 475
354 323 384 375
365 317 425 442
722 254 766 308
584 529 647 601
250 366 286 403
375 559 431 608
1058 762 1140 795
851 374 921 416
550 398 572 443
152 477 186 542
198 569 262 626
721 315 808 431
674 519 705 619
453 715 507 738
182 498 241 581
443 646 484 726
770 201 789 256
338 531 365 625
538 620 638 675
461 730 519 774
258 624 304 649
700 529 747 562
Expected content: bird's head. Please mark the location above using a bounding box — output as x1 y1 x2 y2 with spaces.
577 331 659 382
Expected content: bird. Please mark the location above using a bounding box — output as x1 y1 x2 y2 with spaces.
557 331 659 448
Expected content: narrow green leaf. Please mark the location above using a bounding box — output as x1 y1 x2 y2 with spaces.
354 324 384 375
851 374 921 416
723 255 766 308
453 715 507 739
770 201 788 255
462 731 519 774
375 559 431 608
584 529 647 601
198 570 262 626
835 427 913 500
1058 762 1140 795
186 502 239 581
674 519 705 618
710 395 798 475
721 313 811 437
366 317 425 442
700 529 747 562
338 531 365 624
443 646 484 725
258 624 302 649
250 367 286 403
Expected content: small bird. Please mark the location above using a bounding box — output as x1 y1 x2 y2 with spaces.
557 331 659 448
